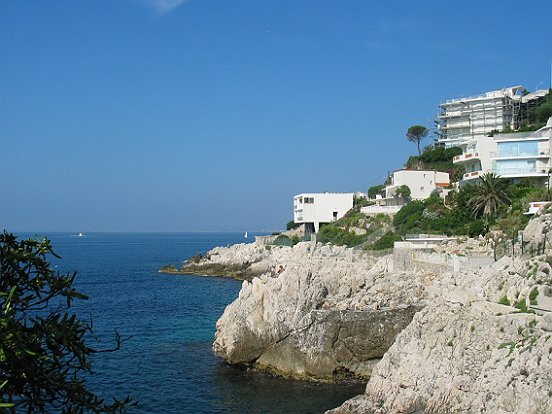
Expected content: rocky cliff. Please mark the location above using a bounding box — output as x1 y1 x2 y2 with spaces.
328 256 552 413
190 210 552 412
210 242 431 380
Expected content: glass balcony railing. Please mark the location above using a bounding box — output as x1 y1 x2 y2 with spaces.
492 168 545 175
491 150 549 158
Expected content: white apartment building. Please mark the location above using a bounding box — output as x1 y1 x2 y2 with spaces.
293 192 354 234
436 86 549 147
453 117 552 185
453 135 497 182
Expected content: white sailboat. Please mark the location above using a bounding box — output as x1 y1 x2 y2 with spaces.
244 231 248 238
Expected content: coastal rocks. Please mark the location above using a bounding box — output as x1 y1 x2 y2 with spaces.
162 242 274 280
213 243 429 380
328 254 552 413
522 208 552 248
328 299 552 414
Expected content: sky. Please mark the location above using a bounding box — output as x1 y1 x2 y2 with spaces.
1 0 551 232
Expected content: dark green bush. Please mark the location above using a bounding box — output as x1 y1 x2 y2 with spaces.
371 231 402 250
498 296 511 306
468 220 486 237
286 221 300 230
274 234 293 247
368 185 385 199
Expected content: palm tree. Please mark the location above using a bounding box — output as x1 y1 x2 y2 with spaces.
468 172 511 218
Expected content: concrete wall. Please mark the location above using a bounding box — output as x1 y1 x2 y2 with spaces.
393 247 495 272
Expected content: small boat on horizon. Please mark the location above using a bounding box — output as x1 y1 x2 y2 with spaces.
78 232 84 237
244 231 248 238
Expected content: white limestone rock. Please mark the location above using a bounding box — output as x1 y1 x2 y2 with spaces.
212 243 427 380
329 253 552 414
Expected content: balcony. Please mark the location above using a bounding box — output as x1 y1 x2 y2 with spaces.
462 170 483 180
492 168 548 177
453 152 480 164
491 150 550 160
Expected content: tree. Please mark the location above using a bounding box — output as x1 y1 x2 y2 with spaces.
467 172 511 219
367 185 385 199
395 185 411 200
406 125 429 156
0 231 133 413
286 221 300 230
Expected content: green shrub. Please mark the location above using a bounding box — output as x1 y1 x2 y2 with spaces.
405 146 462 173
529 288 539 305
395 185 411 200
274 234 293 247
514 300 535 314
371 231 402 250
353 195 372 207
286 221 300 230
368 185 385 199
468 219 486 237
498 296 511 306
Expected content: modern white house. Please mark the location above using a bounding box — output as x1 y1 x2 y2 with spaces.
436 86 549 147
453 117 552 186
293 192 354 234
383 169 450 201
362 169 450 216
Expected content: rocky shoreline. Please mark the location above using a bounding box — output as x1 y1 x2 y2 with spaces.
170 211 552 413
159 262 262 281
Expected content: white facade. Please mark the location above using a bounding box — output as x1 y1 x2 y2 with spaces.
293 193 354 233
454 117 552 185
436 86 549 147
453 135 497 182
384 169 450 201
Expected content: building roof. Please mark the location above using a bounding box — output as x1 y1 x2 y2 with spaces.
391 168 449 174
440 86 524 107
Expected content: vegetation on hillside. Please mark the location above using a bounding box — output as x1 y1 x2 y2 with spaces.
495 90 552 134
521 89 552 131
368 184 385 199
393 177 548 238
317 210 393 248
405 146 464 182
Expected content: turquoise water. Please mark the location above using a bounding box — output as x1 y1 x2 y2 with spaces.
25 232 364 413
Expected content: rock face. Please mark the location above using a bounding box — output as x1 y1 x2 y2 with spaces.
207 212 552 411
212 242 429 380
329 254 552 414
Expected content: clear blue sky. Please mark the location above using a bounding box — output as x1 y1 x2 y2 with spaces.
1 0 551 232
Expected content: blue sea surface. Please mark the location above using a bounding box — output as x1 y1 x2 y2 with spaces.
22 232 364 413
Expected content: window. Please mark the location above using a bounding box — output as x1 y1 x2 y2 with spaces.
304 197 314 204
495 160 536 175
498 141 538 157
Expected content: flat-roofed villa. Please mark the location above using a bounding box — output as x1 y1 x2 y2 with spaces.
293 192 354 234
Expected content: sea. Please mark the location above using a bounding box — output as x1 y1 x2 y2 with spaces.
20 232 365 414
